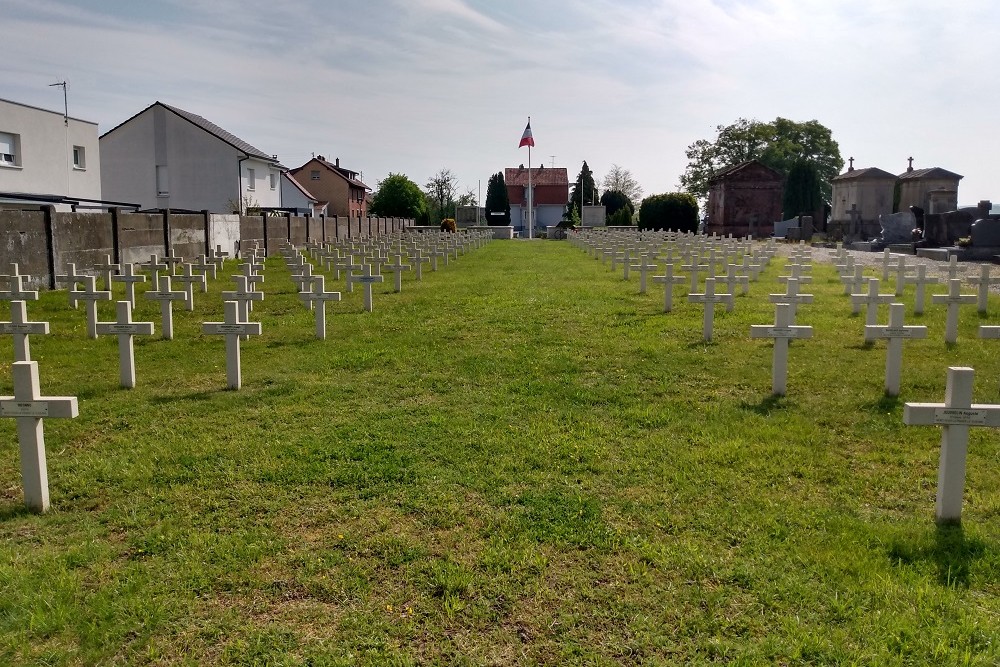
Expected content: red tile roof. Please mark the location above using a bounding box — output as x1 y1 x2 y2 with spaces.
505 166 569 187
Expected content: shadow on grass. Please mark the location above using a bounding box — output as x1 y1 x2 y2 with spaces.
148 390 220 404
0 503 33 522
848 341 877 351
887 523 988 587
862 393 901 413
739 393 788 416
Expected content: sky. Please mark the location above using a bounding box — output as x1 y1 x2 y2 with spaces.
4 0 999 207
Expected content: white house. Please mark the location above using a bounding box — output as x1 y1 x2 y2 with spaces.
281 172 327 217
100 102 283 213
0 97 103 210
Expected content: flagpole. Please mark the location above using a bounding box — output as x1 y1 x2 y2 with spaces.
527 116 533 240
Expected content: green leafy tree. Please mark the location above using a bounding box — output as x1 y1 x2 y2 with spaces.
607 207 633 226
484 172 511 225
600 189 634 220
425 168 459 223
680 117 842 207
638 193 699 232
369 173 425 219
568 161 598 213
601 164 643 203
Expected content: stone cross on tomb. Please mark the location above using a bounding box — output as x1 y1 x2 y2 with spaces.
723 263 749 297
769 277 813 324
94 254 120 291
144 274 188 340
1 300 49 362
968 264 1000 314
681 256 709 292
0 360 79 512
173 263 206 311
56 263 87 309
864 303 928 396
141 254 168 283
95 301 155 388
111 263 147 308
892 256 915 296
904 264 938 315
688 278 733 341
353 264 385 313
851 278 894 326
903 366 1000 523
932 278 977 343
221 275 264 340
846 204 862 237
652 264 686 313
299 275 341 340
0 274 39 305
202 300 262 390
192 255 217 287
630 254 659 294
69 276 112 339
750 302 813 396
384 254 411 293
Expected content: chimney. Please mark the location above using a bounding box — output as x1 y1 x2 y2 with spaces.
335 158 340 168
317 155 325 162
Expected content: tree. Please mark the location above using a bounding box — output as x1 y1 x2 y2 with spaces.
456 188 477 207
638 193 699 232
484 172 511 226
369 173 425 219
601 164 643 203
425 168 459 223
568 161 598 214
679 117 842 207
607 207 633 226
782 161 822 219
600 189 634 220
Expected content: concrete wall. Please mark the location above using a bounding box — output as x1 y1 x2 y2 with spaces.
210 214 241 258
0 99 102 204
0 210 49 287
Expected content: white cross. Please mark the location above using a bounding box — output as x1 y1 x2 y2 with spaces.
384 255 411 293
944 255 964 281
162 254 185 274
237 261 264 309
750 302 813 396
69 276 112 339
741 255 762 281
892 256 915 296
903 366 1000 523
777 261 812 286
879 249 898 282
0 274 39 303
904 264 938 315
353 264 384 313
191 255 217 288
340 255 364 293
56 263 87 309
410 250 429 281
688 278 733 341
323 248 343 279
144 274 188 340
834 254 854 277
429 246 447 271
0 360 78 513
173 263 206 311
681 258 709 292
651 264 686 313
722 263 749 297
221 275 264 340
95 301 155 388
202 300 262 390
968 264 1000 314
1 300 49 362
931 278 977 344
111 263 147 308
630 255 659 294
864 303 928 396
141 254 168 283
299 275 341 340
841 265 866 297
94 254 120 291
290 261 316 295
769 277 813 324
850 278 894 326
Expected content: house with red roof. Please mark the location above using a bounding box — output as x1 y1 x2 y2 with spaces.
288 156 369 219
505 165 569 235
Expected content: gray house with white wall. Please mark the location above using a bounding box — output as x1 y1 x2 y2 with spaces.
100 102 283 213
0 97 103 210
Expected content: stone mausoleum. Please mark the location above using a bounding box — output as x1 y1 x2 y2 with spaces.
828 159 897 240
705 160 783 238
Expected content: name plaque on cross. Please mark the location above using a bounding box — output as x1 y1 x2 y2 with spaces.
0 401 50 417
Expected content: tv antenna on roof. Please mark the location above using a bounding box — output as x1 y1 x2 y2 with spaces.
49 80 68 125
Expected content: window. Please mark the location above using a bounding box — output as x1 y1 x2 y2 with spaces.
310 170 320 181
0 131 19 167
269 172 277 190
156 165 169 196
72 145 86 169
247 167 256 190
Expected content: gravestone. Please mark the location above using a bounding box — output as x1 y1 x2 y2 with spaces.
652 264 686 313
851 278 894 326
1 300 49 362
904 367 1000 523
864 303 927 396
144 275 188 340
878 211 916 245
56 263 87 309
173 264 206 312
353 264 384 313
202 300 262 390
221 275 264 340
299 275 341 340
69 276 112 339
111 263 147 308
0 361 79 512
904 264 938 315
968 265 1000 314
0 274 39 303
750 302 813 396
384 255 411 293
769 278 813 324
931 279 976 343
94 254 120 291
688 278 733 341
95 301 155 388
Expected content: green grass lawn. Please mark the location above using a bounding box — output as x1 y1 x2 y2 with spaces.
2 240 1000 665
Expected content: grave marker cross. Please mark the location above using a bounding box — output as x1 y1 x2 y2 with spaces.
968 264 1000 314
850 278 894 327
631 254 659 294
0 300 49 362
384 254 411 293
0 274 39 303
202 300 262 390
903 367 1000 523
750 302 813 396
95 301 155 388
931 278 977 343
864 303 928 396
94 254 120 291
651 264 686 313
353 264 385 313
144 274 188 340
111 263 147 308
904 264 938 315
688 278 734 341
173 263 206 311
299 275 341 340
69 276 112 339
221 275 264 340
56 263 87 309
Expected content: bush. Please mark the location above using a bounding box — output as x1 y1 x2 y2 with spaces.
440 218 457 233
638 193 699 232
607 207 633 226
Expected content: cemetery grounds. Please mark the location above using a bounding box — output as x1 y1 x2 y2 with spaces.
2 240 1000 665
